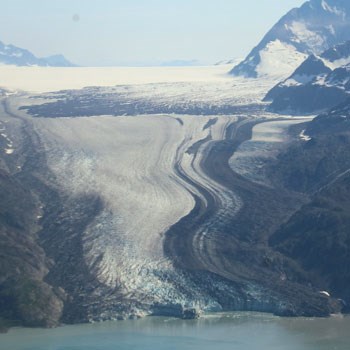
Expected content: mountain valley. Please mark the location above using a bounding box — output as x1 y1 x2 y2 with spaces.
1 0 350 331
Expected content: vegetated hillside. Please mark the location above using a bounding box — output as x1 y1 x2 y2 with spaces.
269 99 350 307
230 0 350 78
265 40 350 113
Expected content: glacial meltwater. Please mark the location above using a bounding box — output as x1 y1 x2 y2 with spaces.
1 313 350 350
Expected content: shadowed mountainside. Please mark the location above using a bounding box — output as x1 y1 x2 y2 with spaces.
268 100 350 309
265 41 350 113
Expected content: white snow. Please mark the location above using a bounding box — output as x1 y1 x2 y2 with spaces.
322 56 350 70
283 74 315 87
327 25 335 35
288 21 326 53
1 131 14 150
314 74 327 86
5 91 18 97
0 65 235 93
321 1 344 16
252 119 311 143
256 40 307 79
300 129 312 141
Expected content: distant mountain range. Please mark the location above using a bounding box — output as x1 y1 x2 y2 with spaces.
230 0 350 78
0 40 76 67
215 58 242 66
265 40 350 113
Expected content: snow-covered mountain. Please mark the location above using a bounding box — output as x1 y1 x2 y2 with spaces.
230 0 350 78
265 40 350 113
0 40 76 67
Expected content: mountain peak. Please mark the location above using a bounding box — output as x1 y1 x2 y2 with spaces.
265 39 350 113
0 40 76 67
230 0 350 78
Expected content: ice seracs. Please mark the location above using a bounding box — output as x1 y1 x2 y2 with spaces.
30 111 239 308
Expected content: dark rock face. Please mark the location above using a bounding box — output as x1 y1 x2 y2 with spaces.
182 308 200 320
270 177 350 307
267 83 348 114
266 40 350 113
268 100 350 310
151 304 201 319
322 40 350 61
264 55 332 101
0 116 64 328
231 0 350 78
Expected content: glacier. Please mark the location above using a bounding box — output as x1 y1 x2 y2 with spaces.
0 64 340 323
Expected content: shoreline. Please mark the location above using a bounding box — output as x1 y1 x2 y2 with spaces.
1 311 348 334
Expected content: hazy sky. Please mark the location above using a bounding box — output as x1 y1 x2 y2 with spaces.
1 0 305 66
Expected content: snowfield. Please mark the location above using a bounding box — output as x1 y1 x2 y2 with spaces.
256 40 307 78
0 65 235 93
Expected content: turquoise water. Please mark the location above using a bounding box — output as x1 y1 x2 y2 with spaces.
1 313 349 350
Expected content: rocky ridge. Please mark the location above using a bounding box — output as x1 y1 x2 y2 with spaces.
231 0 350 78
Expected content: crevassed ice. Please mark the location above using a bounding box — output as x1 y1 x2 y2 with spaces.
34 115 238 305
